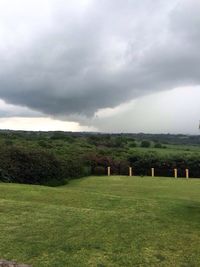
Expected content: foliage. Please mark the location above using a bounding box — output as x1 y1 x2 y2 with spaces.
0 130 200 185
140 140 151 147
129 141 137 147
0 146 67 186
154 142 162 148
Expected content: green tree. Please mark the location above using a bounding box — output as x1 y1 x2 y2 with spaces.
141 140 151 148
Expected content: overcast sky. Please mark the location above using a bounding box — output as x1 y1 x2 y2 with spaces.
0 0 200 133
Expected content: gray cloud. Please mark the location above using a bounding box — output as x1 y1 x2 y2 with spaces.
0 100 42 118
0 0 199 122
90 86 200 134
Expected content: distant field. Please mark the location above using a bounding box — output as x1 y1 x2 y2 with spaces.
1 176 200 266
129 143 200 156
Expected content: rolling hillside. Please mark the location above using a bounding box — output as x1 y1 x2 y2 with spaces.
1 176 200 266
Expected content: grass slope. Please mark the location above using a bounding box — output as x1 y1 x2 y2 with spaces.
0 176 200 267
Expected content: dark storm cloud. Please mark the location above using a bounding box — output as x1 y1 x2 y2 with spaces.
0 0 199 120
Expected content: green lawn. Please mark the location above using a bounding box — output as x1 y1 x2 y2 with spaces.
0 176 200 267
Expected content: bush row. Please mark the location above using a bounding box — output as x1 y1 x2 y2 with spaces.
0 146 90 186
86 153 200 178
1 147 200 186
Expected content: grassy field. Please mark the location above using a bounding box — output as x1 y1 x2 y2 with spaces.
128 143 200 157
0 176 200 267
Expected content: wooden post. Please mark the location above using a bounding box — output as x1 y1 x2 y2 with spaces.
129 167 132 176
186 169 189 179
151 168 154 177
107 166 111 176
174 168 177 178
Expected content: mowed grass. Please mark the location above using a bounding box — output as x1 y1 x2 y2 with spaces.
0 176 200 267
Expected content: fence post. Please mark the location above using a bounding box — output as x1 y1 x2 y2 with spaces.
186 169 189 179
129 167 132 176
174 168 177 178
151 168 154 177
107 166 111 176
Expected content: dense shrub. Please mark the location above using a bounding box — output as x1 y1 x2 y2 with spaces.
0 146 67 186
141 140 151 148
88 135 127 148
64 160 91 179
0 168 13 182
128 153 200 178
129 141 137 147
118 160 130 175
1 131 200 186
93 166 106 175
154 143 162 148
38 140 52 148
4 139 13 146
